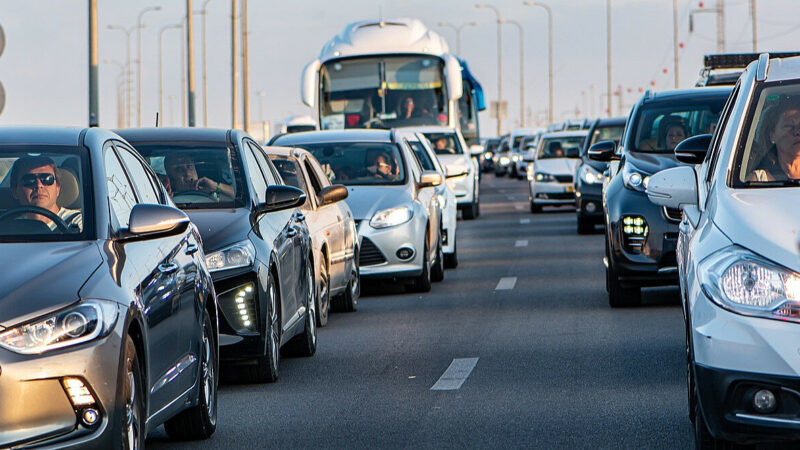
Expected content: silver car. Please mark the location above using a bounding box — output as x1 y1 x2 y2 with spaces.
271 130 444 292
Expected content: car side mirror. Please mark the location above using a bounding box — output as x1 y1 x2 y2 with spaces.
674 134 712 164
469 144 484 156
255 185 306 217
319 184 348 205
646 166 698 209
418 170 443 188
119 204 190 241
587 140 618 162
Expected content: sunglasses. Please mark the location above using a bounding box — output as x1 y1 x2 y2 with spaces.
21 173 56 188
377 162 392 169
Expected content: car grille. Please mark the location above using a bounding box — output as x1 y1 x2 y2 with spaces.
359 237 387 266
663 207 682 222
554 174 573 183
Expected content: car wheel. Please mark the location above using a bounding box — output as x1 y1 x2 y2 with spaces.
444 236 458 269
287 262 317 357
530 202 542 214
164 308 218 440
409 239 432 292
431 234 445 282
332 252 359 313
607 260 641 307
242 271 280 383
463 201 478 220
577 215 594 234
316 257 329 327
121 335 145 450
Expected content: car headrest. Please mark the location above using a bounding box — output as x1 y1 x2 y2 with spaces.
57 167 80 208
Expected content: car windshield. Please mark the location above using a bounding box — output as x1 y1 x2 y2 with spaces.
291 142 406 186
589 125 625 148
134 144 246 209
538 136 584 159
733 83 800 188
423 132 463 155
633 97 725 152
0 146 92 242
268 156 307 191
485 139 500 153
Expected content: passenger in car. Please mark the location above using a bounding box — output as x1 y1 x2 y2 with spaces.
750 101 800 181
10 155 82 231
164 153 234 199
366 151 399 181
434 137 456 154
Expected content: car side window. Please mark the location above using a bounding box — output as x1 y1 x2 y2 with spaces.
241 142 268 203
303 159 324 197
705 83 741 184
114 143 161 205
247 141 278 185
104 144 138 228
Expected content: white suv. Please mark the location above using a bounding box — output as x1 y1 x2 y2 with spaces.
647 53 800 447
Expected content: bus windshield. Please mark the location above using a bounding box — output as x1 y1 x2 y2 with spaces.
320 55 449 130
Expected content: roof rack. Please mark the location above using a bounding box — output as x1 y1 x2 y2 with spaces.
703 52 800 71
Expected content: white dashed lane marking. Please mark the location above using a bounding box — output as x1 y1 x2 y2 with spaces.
515 240 528 247
495 277 517 290
430 358 480 391
520 219 530 224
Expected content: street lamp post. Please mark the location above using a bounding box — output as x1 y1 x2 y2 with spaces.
107 25 136 127
606 0 612 117
136 6 161 127
88 0 98 127
500 19 524 128
201 0 212 127
475 4 503 135
231 0 239 129
186 0 197 127
522 1 553 124
673 0 679 89
158 23 181 125
436 21 477 56
241 0 250 133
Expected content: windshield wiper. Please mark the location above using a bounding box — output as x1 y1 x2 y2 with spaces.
749 179 800 188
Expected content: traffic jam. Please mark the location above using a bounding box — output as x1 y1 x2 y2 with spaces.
2 2 800 449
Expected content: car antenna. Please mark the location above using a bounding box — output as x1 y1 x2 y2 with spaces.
155 112 160 128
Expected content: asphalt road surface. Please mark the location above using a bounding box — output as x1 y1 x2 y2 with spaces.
148 174 692 449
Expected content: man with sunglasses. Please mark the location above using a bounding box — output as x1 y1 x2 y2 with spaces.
10 155 82 231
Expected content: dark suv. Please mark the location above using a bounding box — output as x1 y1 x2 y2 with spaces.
574 117 626 234
590 87 732 307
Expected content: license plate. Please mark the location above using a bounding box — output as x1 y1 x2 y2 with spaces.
566 185 575 193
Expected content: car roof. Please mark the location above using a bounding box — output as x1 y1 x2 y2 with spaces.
271 129 393 145
0 126 88 146
113 127 232 144
540 130 589 139
763 54 800 83
263 145 309 159
644 86 733 103
394 125 456 134
593 117 627 127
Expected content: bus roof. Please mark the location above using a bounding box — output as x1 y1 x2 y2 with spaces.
318 18 450 62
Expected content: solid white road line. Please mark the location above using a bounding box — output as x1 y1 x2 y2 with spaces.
515 240 528 247
430 357 480 391
520 218 531 224
495 277 517 290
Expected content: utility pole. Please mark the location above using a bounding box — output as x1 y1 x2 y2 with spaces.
437 21 477 56
88 0 98 127
201 0 211 127
241 0 250 133
606 0 612 118
673 0 679 89
186 0 197 127
158 24 181 124
476 4 503 135
108 25 135 127
231 0 239 129
136 6 161 127
181 22 186 126
750 0 757 52
522 2 552 124
690 1 725 53
500 19 524 128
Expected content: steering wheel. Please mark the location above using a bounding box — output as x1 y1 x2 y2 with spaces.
172 190 218 202
0 206 70 232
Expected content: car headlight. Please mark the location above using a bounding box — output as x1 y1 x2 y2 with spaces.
534 172 554 182
621 164 650 192
499 156 510 165
512 154 520 162
205 240 256 272
699 246 800 322
580 165 607 185
485 151 494 159
370 206 413 229
0 300 118 355
526 163 535 180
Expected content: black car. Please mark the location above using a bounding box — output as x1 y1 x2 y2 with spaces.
590 87 732 307
493 135 511 176
574 117 626 234
481 138 500 172
118 128 316 383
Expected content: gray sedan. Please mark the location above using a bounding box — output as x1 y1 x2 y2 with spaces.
0 127 218 448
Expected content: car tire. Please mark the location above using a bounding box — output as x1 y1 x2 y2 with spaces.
242 271 280 383
409 239 432 292
287 262 318 357
530 202 542 214
431 235 445 282
316 257 329 327
121 335 145 450
577 215 594 234
462 202 478 220
164 309 218 440
332 255 358 313
444 237 458 269
607 261 641 307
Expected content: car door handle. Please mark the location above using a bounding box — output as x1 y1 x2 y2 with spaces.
287 227 298 237
185 243 199 255
158 262 179 274
295 212 306 222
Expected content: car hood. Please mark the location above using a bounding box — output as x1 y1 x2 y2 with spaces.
534 158 579 175
627 151 681 175
714 189 800 273
186 208 252 253
0 241 103 328
345 185 413 221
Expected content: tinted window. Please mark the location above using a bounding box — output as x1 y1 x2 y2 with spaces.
105 147 137 228
633 96 727 152
248 142 278 185
409 141 436 171
115 144 160 205
589 125 625 147
538 136 585 159
242 145 268 203
269 156 306 191
294 142 406 186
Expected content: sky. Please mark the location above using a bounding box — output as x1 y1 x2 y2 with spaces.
0 0 799 139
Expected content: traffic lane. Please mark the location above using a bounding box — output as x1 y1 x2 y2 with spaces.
147 175 691 448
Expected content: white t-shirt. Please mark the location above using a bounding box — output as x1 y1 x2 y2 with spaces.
46 207 83 231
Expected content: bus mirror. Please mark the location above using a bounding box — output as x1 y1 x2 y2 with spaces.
443 54 463 101
301 59 321 108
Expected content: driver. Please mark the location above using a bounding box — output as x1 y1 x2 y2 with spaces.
164 153 234 199
434 137 455 154
10 155 82 231
367 151 399 181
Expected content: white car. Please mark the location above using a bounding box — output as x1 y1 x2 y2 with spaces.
527 131 587 213
509 127 545 179
647 53 800 447
417 126 482 220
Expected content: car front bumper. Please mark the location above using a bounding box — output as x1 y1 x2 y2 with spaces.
575 181 604 220
356 218 426 280
529 180 575 205
211 266 269 363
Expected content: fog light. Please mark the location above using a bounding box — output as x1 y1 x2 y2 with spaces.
61 377 96 407
396 247 414 260
753 389 777 413
219 283 257 333
585 202 597 213
81 408 100 426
